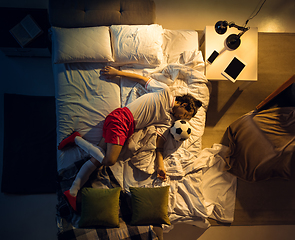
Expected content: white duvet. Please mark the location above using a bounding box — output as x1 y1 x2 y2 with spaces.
111 142 237 229
118 50 209 174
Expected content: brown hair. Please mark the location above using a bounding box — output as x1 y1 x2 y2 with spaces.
175 94 202 117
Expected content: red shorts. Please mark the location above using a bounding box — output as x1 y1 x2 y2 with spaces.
103 107 135 146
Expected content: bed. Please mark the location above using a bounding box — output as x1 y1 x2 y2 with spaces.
49 0 237 239
221 75 295 182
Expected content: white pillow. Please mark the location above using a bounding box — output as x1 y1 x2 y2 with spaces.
110 24 164 67
51 26 114 64
163 29 199 64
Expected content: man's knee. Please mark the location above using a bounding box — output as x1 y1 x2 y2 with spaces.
103 143 122 166
102 156 117 166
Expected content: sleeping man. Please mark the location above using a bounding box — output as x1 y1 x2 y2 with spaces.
58 66 202 211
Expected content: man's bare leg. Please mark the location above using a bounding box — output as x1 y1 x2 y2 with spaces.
102 143 122 166
98 137 107 151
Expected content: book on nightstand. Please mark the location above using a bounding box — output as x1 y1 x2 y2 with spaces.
9 14 43 48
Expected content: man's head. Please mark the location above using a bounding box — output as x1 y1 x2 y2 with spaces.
172 94 202 120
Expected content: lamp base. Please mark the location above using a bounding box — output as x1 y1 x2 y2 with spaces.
226 34 241 50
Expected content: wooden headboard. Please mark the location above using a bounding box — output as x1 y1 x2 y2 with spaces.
48 0 156 27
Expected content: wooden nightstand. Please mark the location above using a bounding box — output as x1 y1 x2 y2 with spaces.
200 26 258 89
0 7 51 57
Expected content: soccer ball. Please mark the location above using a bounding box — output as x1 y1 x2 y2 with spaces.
170 120 192 142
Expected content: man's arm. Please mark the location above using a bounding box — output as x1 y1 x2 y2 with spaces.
101 66 149 86
155 135 166 181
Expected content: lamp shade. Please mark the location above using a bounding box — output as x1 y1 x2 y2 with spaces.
215 21 228 34
226 34 241 50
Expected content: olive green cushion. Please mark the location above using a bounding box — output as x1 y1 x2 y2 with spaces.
129 186 171 226
79 187 121 228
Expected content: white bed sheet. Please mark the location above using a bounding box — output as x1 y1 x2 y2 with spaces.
53 62 121 170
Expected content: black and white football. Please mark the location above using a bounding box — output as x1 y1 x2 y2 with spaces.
170 120 192 142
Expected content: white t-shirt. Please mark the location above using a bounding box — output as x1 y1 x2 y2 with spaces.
126 78 175 131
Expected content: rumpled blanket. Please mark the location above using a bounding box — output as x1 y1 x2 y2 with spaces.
111 143 237 230
128 125 157 174
120 50 211 175
112 52 237 229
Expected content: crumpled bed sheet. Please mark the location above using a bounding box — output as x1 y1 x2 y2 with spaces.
109 54 237 228
111 144 237 230
118 50 210 175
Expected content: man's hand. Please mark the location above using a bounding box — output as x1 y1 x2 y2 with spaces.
157 166 167 181
101 66 121 79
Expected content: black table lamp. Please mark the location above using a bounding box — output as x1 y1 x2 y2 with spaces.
214 0 266 50
215 21 250 50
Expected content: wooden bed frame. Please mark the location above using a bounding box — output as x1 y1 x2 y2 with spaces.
256 74 295 111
